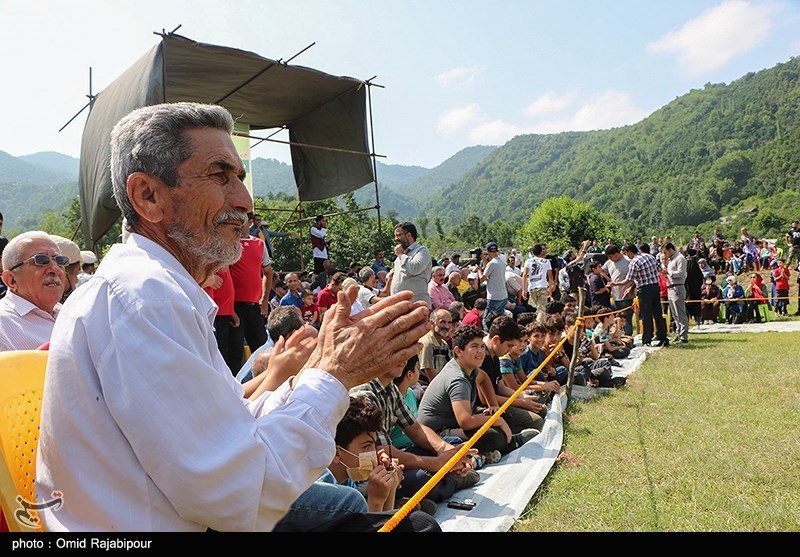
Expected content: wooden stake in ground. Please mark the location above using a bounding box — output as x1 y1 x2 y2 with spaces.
565 286 585 403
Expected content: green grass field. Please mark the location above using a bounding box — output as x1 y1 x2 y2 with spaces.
514 331 800 532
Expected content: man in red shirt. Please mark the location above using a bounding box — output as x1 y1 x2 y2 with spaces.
316 271 346 323
228 213 273 373
203 267 240 374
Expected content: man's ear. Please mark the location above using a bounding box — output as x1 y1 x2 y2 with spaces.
332 447 343 465
126 172 170 225
1 270 16 292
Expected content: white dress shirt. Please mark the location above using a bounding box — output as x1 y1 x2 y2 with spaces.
0 290 59 351
36 233 348 531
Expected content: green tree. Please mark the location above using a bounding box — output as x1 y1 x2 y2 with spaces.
519 196 621 254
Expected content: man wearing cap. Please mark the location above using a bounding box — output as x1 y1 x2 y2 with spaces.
521 243 554 323
77 250 98 287
0 231 66 351
478 242 508 329
391 221 432 307
50 235 85 303
461 271 486 311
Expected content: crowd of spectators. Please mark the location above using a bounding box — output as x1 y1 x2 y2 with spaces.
2 102 799 532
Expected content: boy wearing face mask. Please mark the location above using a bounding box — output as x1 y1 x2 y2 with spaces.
276 397 420 529
330 397 403 512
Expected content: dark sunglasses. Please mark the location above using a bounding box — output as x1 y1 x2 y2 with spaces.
9 253 70 271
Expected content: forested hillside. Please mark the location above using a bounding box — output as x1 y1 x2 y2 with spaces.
427 56 800 238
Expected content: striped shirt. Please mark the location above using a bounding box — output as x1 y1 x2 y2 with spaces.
350 378 416 447
0 290 59 351
625 252 661 287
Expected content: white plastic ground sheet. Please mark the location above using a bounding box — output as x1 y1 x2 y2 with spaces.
433 319 800 531
435 392 565 532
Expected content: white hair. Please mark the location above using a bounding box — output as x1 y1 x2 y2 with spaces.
2 231 54 271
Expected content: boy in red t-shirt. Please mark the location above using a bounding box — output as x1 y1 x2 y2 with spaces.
299 289 320 327
772 258 791 315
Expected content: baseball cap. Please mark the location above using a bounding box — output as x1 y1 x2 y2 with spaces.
485 242 499 252
80 250 98 265
467 272 479 280
49 235 81 265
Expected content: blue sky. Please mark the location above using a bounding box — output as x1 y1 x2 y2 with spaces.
1 0 798 168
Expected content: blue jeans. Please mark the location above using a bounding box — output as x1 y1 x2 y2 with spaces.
276 469 368 526
484 298 508 329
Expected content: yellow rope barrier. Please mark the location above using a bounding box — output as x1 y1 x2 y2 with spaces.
378 298 795 531
378 307 636 532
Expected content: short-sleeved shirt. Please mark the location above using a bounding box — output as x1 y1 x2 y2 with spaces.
602 256 632 301
279 290 304 308
389 388 417 450
418 331 452 383
524 257 551 290
204 268 235 317
480 343 502 390
788 228 800 247
417 358 479 433
519 346 546 377
300 303 318 324
230 236 270 303
588 272 611 307
316 286 338 314
499 355 523 378
625 252 660 288
349 379 416 447
483 256 508 301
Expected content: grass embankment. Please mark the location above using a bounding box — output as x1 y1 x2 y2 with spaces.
515 331 800 532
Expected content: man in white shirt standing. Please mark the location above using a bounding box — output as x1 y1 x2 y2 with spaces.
36 102 431 532
662 242 689 344
520 243 554 323
309 214 330 275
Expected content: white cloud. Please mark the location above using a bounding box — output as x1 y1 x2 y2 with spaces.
437 104 483 135
647 0 778 76
531 90 650 133
451 89 649 145
524 91 577 117
434 65 485 87
468 120 528 144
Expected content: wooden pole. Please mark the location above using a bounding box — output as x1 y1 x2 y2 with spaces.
565 287 586 404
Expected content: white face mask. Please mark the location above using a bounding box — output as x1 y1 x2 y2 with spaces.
337 447 378 482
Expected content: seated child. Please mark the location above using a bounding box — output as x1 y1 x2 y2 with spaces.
299 288 320 327
591 308 631 360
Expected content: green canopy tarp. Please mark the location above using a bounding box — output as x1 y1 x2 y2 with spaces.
79 33 374 248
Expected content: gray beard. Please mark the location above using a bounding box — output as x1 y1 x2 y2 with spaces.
167 214 244 270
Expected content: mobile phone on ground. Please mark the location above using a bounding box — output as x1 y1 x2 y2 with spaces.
447 500 476 510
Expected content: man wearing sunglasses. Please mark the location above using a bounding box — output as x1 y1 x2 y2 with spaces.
0 230 66 351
